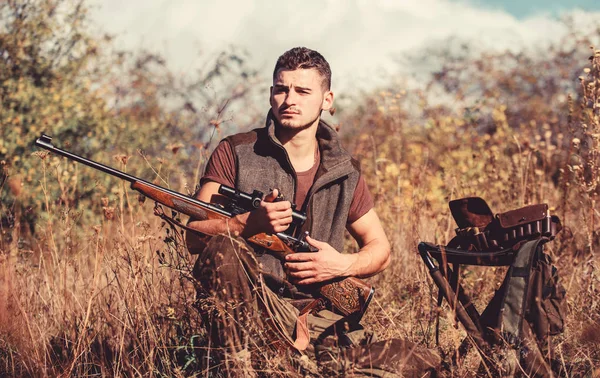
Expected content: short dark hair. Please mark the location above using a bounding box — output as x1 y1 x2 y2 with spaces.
273 47 331 90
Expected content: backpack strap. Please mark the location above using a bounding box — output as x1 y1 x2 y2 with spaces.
498 238 545 343
499 238 558 377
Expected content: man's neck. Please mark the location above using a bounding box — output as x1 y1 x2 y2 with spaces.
275 119 320 173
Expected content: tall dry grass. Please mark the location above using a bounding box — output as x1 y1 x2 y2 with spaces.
2 103 599 377
2 28 600 378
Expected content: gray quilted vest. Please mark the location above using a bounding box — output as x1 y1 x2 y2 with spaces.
225 113 361 296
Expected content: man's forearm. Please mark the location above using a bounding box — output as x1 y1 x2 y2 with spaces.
347 238 391 278
185 217 246 254
187 217 246 236
343 209 391 279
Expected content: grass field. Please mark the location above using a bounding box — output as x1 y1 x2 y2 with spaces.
1 2 600 375
2 98 600 376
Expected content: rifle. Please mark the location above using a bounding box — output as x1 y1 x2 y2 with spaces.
34 134 374 318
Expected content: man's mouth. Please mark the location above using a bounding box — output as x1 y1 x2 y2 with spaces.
281 108 300 115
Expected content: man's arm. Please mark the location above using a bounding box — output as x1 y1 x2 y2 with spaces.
185 181 294 254
284 208 391 285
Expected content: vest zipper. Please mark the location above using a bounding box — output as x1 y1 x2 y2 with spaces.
268 137 298 228
300 164 353 239
265 116 354 239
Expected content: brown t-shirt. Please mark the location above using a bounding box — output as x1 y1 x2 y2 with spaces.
202 140 373 224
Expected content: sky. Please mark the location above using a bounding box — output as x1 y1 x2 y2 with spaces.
88 0 600 92
472 0 599 19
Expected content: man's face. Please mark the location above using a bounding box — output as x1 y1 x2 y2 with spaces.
270 68 333 131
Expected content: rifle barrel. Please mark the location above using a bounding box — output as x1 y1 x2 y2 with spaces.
35 134 138 183
34 134 232 218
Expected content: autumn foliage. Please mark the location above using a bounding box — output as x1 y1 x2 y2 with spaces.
1 1 599 376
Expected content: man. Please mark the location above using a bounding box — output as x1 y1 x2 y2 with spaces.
186 47 440 376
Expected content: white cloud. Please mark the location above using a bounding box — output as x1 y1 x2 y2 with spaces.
88 0 600 92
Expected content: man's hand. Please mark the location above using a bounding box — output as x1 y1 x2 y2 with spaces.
187 183 293 243
284 236 358 285
282 209 391 284
237 189 293 237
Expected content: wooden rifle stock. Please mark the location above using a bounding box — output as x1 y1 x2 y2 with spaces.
35 134 374 318
131 181 228 221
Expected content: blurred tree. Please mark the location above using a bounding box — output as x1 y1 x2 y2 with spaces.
341 21 600 245
0 0 262 250
0 0 113 247
413 22 597 139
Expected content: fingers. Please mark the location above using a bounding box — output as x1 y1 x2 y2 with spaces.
283 239 344 285
246 189 292 234
285 261 312 272
263 188 279 203
295 278 318 285
305 236 325 249
285 252 315 262
263 200 292 212
242 203 291 236
263 198 292 232
271 219 292 233
286 263 316 280
286 265 321 285
285 255 316 283
288 270 314 279
263 204 292 232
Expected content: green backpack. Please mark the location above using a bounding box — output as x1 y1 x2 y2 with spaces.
420 198 567 377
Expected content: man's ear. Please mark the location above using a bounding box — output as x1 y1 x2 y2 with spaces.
269 86 273 105
321 90 334 112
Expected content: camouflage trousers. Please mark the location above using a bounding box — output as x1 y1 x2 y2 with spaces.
192 234 441 377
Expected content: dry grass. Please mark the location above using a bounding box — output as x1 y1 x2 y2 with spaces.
2 113 599 376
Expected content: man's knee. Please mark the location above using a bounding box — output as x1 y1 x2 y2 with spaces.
203 234 247 263
193 234 257 284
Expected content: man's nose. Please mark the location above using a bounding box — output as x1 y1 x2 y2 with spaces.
284 90 298 105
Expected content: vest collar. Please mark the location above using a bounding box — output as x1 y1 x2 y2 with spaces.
264 111 353 177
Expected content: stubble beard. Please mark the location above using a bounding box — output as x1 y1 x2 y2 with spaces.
275 110 321 132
